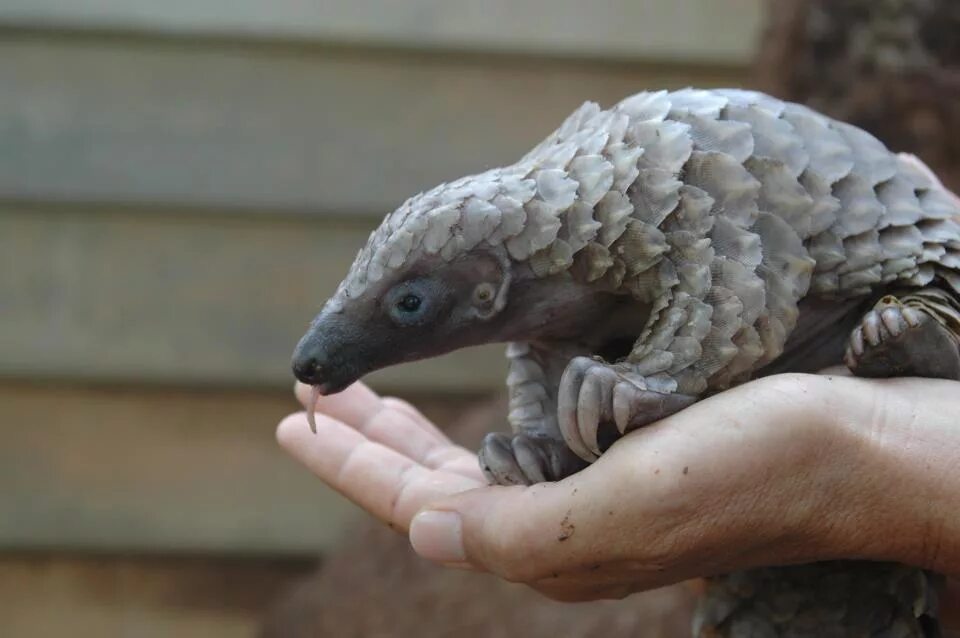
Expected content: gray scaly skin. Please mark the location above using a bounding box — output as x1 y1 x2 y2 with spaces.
291 88 960 637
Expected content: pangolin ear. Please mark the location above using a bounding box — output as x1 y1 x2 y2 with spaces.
456 247 512 320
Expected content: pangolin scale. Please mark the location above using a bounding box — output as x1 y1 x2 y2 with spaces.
293 88 960 637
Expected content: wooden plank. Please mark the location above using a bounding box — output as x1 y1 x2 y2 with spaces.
0 0 763 64
0 554 314 638
0 381 479 553
0 34 749 213
0 205 510 391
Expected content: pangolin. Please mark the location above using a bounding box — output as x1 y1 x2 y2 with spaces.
291 88 960 637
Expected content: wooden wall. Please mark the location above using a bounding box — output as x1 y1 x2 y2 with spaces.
1 2 758 634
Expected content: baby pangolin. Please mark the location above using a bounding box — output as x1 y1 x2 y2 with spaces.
292 88 960 637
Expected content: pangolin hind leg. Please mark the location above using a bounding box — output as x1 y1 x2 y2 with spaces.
844 287 960 380
479 342 588 486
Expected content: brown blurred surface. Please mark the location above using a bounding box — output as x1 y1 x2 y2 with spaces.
756 0 960 192
0 554 315 638
259 522 696 638
0 380 475 555
946 579 960 637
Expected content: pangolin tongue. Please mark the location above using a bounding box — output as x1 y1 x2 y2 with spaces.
307 385 322 434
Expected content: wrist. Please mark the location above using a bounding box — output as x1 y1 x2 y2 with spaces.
829 377 960 574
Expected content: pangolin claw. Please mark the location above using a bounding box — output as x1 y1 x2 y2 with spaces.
559 357 698 462
557 357 601 462
845 293 960 379
613 381 640 434
576 365 617 458
479 431 586 485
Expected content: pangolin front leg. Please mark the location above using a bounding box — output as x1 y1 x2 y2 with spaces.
557 357 697 462
479 342 588 486
845 287 960 379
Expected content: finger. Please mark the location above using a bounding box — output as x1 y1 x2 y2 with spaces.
295 381 383 426
277 412 483 530
409 474 618 582
342 402 473 471
295 381 450 445
381 396 452 443
295 381 451 442
294 382 478 477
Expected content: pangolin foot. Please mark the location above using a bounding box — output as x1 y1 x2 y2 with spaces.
845 295 960 379
479 431 588 486
557 357 697 463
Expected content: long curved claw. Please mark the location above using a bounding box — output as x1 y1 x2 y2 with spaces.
510 435 549 484
478 432 527 485
557 358 599 462
613 381 640 434
879 306 907 337
847 294 960 380
561 357 699 462
478 431 588 485
576 366 616 458
614 381 697 433
901 306 923 328
861 310 882 347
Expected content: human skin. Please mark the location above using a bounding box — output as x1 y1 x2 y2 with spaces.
276 371 960 609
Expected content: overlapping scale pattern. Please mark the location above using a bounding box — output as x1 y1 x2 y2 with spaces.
336 88 960 391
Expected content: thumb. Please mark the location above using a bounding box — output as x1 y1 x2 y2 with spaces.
408 476 615 582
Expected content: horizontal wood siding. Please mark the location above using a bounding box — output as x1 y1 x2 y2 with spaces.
0 6 755 562
0 554 314 638
0 0 762 63
1 37 748 391
0 381 354 553
1 205 512 390
0 381 485 553
0 34 749 214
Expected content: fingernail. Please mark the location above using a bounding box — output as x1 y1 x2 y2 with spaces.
409 510 465 563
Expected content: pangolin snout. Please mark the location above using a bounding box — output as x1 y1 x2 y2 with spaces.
291 334 340 434
291 336 329 387
291 312 363 395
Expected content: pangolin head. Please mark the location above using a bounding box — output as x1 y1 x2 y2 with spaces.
292 91 684 407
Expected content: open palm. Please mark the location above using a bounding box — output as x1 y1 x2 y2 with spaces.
277 372 960 607
278 382 487 533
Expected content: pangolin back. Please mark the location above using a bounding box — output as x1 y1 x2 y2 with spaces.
336 88 960 394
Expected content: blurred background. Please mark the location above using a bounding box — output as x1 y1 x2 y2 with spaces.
0 1 956 636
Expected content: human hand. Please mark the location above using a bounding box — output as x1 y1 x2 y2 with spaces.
277 373 960 602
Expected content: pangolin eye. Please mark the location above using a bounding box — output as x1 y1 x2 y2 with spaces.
396 294 422 313
386 279 440 327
